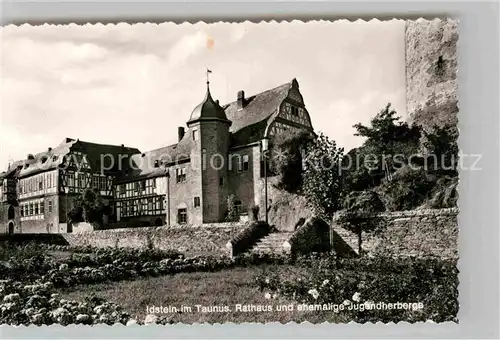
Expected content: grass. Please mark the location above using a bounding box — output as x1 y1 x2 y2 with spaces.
58 265 348 324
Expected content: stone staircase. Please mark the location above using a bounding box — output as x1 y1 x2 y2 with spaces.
248 231 294 256
331 224 360 255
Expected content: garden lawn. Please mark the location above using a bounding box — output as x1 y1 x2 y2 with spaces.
58 265 349 324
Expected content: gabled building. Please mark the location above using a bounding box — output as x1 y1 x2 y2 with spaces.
1 78 314 233
0 139 139 233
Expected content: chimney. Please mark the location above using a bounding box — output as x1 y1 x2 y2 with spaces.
237 90 245 109
178 126 185 141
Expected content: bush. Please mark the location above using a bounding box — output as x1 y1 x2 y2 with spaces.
377 167 437 211
255 254 458 323
342 190 385 213
225 194 240 222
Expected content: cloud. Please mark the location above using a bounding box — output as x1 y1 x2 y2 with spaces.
0 20 406 168
166 30 208 67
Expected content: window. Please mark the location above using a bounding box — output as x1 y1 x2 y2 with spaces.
20 205 24 217
192 128 199 141
40 202 44 214
39 181 43 191
177 208 187 224
234 200 242 214
29 203 33 216
154 160 160 168
194 196 200 208
152 178 156 188
176 168 186 183
238 155 249 172
140 180 146 191
291 106 299 116
119 184 125 195
48 201 53 213
100 177 107 190
34 202 39 215
219 177 224 186
77 174 84 188
242 155 249 171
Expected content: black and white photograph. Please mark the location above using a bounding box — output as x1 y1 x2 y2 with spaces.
0 18 459 326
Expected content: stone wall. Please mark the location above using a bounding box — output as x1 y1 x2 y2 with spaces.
405 18 459 131
62 222 245 257
332 208 458 259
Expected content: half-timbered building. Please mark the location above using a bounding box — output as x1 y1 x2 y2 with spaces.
1 78 314 233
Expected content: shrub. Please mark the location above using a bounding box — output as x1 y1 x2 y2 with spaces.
255 254 459 323
225 194 239 222
342 190 385 213
377 167 437 211
67 188 107 227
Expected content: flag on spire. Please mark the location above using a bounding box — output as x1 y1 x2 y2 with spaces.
206 68 212 84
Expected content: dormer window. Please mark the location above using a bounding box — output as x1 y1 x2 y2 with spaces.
291 106 299 116
154 160 159 168
52 155 58 162
41 157 48 163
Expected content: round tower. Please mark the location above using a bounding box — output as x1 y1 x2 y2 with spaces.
187 80 232 223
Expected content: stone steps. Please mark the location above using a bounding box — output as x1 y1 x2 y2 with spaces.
331 225 359 254
248 232 294 255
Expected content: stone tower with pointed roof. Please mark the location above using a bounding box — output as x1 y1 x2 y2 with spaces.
1 77 315 233
187 81 232 223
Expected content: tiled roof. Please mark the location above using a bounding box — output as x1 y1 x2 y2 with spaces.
224 81 292 135
3 80 296 182
118 130 196 182
12 138 140 179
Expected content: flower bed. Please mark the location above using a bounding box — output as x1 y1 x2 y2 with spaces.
254 254 459 323
0 280 134 326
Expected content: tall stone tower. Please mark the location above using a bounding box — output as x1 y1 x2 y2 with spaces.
405 18 459 131
187 81 232 223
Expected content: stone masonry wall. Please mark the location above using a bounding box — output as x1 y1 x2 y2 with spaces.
405 18 459 131
333 208 458 259
62 222 245 257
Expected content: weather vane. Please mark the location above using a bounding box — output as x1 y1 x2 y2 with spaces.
206 68 212 84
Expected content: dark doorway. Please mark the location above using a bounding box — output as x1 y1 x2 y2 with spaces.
7 205 15 220
8 222 14 234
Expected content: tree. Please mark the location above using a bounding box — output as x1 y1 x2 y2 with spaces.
300 132 344 219
421 125 459 176
67 188 106 227
343 103 421 193
353 103 421 157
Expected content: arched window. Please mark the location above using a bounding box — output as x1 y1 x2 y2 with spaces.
7 205 15 220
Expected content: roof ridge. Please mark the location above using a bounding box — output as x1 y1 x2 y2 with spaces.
221 80 292 107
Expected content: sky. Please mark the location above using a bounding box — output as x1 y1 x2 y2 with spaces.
0 19 407 169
